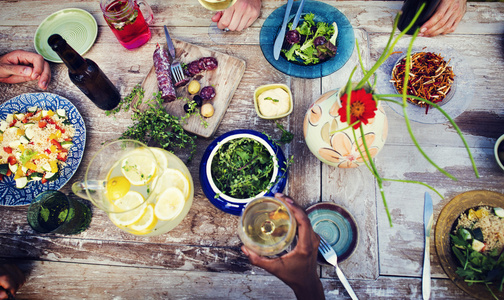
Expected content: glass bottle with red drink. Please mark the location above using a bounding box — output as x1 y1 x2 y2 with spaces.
48 34 121 111
100 0 154 50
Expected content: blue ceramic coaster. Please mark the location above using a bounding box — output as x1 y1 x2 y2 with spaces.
307 202 358 263
260 0 355 78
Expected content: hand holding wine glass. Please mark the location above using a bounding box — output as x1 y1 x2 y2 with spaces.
209 0 261 31
241 193 325 300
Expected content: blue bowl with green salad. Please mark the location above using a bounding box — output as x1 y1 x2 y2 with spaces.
199 130 288 215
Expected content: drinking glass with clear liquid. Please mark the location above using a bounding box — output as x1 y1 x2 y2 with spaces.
198 0 237 11
238 197 297 256
100 0 154 50
72 139 194 236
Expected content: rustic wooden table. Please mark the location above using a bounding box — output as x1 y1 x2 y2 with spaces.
0 1 503 299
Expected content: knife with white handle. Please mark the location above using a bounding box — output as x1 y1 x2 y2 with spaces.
273 0 294 60
422 192 433 300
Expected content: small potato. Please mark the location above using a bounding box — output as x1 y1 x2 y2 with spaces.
201 103 214 118
187 80 201 95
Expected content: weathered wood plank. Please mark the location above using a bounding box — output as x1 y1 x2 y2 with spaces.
4 260 474 299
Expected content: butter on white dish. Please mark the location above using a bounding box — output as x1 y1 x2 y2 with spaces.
257 88 290 117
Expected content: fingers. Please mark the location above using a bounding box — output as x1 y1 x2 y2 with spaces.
37 60 51 90
212 11 223 23
0 63 33 83
241 245 274 270
420 0 466 37
0 50 50 89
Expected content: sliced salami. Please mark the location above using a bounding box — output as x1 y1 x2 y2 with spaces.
200 57 218 70
200 86 216 101
153 44 176 102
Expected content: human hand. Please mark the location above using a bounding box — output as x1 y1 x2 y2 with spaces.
211 0 261 32
0 50 51 90
241 193 325 300
0 264 25 300
419 0 466 37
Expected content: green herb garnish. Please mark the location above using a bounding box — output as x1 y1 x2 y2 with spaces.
265 97 280 103
118 86 197 162
211 138 275 199
275 121 293 144
106 84 143 116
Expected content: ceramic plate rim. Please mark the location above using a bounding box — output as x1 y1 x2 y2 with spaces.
259 0 355 79
34 8 98 63
0 93 86 206
306 202 359 264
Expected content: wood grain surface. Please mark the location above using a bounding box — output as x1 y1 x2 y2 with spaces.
137 39 246 138
0 1 503 299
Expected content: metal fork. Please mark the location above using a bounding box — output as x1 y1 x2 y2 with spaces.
318 236 359 300
171 61 185 84
164 25 186 83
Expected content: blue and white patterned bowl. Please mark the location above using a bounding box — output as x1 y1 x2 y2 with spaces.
199 129 288 216
0 93 86 206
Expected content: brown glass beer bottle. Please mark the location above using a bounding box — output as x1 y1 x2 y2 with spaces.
48 34 121 110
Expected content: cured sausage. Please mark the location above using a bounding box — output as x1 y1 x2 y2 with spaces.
200 86 216 101
183 57 219 77
153 44 176 102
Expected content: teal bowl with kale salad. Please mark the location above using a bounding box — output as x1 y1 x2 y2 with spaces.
199 130 288 215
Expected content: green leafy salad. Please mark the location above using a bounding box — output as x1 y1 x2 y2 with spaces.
211 138 276 199
282 13 338 65
451 206 504 299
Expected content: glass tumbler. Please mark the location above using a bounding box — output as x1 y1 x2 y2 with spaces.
27 190 92 234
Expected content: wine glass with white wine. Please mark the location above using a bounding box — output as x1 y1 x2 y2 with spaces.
198 0 237 11
238 197 297 256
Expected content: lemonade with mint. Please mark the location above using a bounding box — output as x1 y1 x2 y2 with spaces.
105 147 193 236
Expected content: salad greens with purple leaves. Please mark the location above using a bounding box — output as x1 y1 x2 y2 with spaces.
282 13 338 65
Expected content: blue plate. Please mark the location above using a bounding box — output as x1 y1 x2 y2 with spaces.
307 202 358 263
199 129 288 216
260 0 355 78
0 93 86 206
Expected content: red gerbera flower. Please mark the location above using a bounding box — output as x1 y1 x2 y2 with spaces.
338 88 377 129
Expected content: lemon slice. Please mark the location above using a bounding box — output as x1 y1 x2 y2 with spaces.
150 148 169 170
154 187 185 221
154 168 190 199
121 153 157 186
106 176 131 201
130 204 157 233
109 191 146 226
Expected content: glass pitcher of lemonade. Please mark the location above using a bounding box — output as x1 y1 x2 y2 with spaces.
72 139 193 236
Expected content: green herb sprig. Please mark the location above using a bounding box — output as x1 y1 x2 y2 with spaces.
118 86 197 162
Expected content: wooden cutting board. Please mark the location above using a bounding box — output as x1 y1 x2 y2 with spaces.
137 39 246 138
